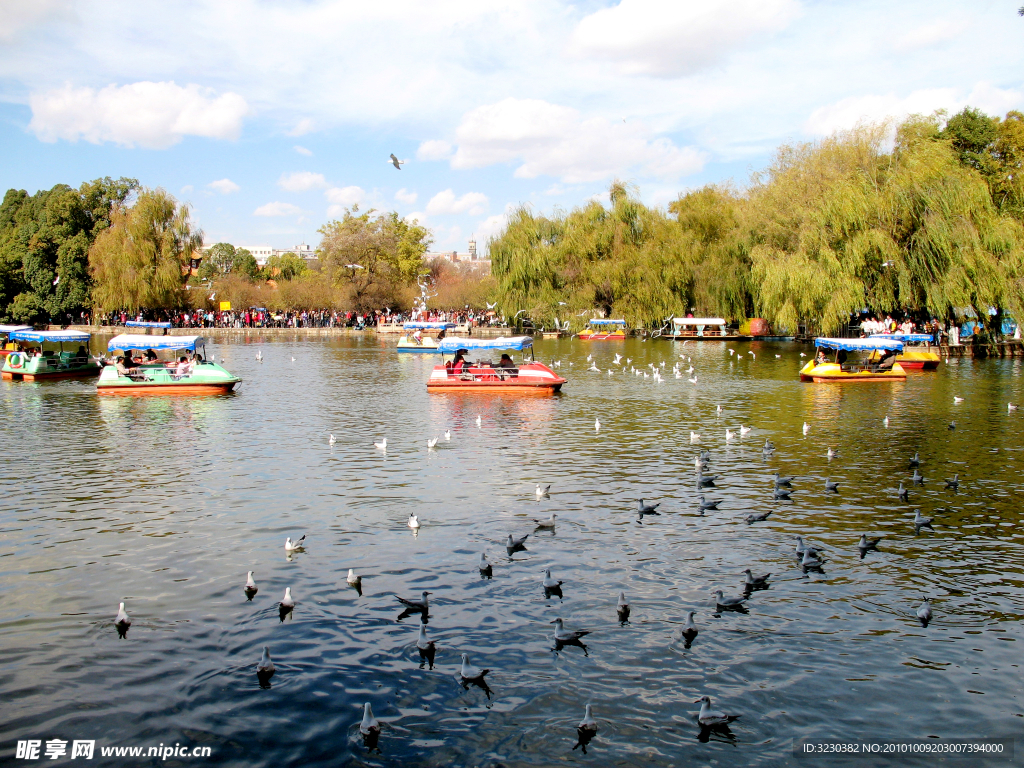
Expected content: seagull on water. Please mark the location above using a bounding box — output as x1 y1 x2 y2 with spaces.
256 350 263 362
534 513 556 529
536 484 550 498
417 624 435 659
697 495 720 514
360 702 380 737
427 436 438 449
743 569 771 587
245 571 258 599
690 431 701 442
945 474 959 490
695 695 741 727
542 568 563 589
285 535 306 551
1010 403 1018 412
408 514 420 530
476 414 482 427
374 438 387 450
460 653 489 680
637 499 661 515
912 468 925 485
857 534 882 554
257 646 275 676
444 429 451 440
909 452 921 468
913 509 933 528
772 487 791 501
616 592 630 622
506 533 529 554
682 611 699 645
347 569 361 588
740 425 751 436
716 404 723 414
883 415 890 427
825 478 839 493
953 396 964 404
826 447 838 459
328 434 336 445
773 472 796 486
396 591 431 611
573 704 599 752
801 550 825 571
552 617 590 642
802 422 810 435
747 510 772 523
115 601 131 628
280 587 295 610
713 590 746 609
897 482 909 501
688 375 698 384
725 429 735 441
916 597 932 626
594 418 601 432
479 553 492 578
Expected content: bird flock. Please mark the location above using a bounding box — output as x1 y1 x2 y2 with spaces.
108 341 1014 756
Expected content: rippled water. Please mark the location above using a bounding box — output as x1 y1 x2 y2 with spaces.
2 335 1023 767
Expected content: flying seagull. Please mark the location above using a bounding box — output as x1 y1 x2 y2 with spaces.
389 153 405 169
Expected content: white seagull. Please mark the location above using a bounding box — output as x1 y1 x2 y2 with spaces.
595 418 601 432
115 601 130 627
460 653 489 680
280 587 295 609
257 646 275 675
408 513 420 530
427 436 438 449
360 703 380 736
284 535 306 551
695 695 740 727
374 438 387 450
328 434 336 445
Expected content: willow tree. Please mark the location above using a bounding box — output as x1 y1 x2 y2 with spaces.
317 206 430 311
89 188 203 312
749 118 1024 334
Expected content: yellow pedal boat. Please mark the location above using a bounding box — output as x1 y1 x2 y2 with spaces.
800 337 907 382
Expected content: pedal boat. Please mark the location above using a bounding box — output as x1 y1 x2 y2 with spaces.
0 325 32 359
396 322 468 352
660 317 751 341
427 336 566 393
868 333 941 370
800 337 907 382
98 334 240 395
1 329 101 381
578 319 628 340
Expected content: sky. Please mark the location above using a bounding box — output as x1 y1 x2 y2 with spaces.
1 0 1022 255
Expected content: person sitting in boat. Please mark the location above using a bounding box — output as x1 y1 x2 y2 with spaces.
115 355 141 379
144 349 159 364
73 345 88 362
452 350 471 375
815 349 828 366
875 349 897 372
436 327 447 341
174 356 192 379
496 353 517 378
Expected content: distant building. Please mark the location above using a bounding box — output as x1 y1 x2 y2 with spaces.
425 239 488 265
206 243 317 267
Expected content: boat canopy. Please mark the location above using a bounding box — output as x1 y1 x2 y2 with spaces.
438 336 533 353
869 333 933 343
403 321 456 330
10 329 91 343
0 324 32 334
588 319 627 326
108 334 204 351
673 317 726 326
125 320 172 329
815 337 903 352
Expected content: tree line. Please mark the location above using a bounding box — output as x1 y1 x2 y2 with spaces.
489 108 1024 335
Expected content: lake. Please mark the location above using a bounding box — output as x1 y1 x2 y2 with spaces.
1 335 1022 766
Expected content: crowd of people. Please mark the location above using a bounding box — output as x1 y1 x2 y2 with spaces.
96 308 500 330
858 315 961 346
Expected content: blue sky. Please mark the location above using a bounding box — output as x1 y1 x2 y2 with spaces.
1 0 1022 255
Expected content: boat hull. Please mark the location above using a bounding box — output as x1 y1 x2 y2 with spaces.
660 334 752 341
3 367 101 381
2 357 101 381
799 361 907 382
98 381 238 395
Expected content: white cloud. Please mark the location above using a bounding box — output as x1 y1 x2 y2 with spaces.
278 171 328 192
288 118 315 136
325 185 365 207
894 18 963 52
473 212 509 246
28 81 249 149
0 0 74 43
426 189 489 216
805 82 1024 136
208 178 240 194
416 139 454 161
293 145 313 156
405 211 427 225
180 184 194 194
570 0 800 77
450 98 706 183
395 188 418 204
254 201 302 217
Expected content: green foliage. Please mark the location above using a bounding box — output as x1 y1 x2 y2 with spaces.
942 107 998 171
232 248 260 281
89 188 203 312
197 242 237 280
317 206 431 311
0 177 137 323
265 251 309 281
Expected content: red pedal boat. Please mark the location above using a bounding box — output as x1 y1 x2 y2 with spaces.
428 336 566 393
